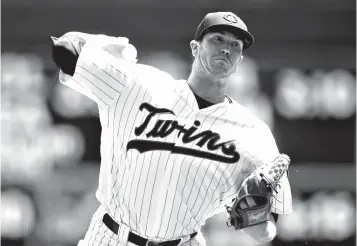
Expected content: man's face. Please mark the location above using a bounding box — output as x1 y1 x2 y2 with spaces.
193 30 244 77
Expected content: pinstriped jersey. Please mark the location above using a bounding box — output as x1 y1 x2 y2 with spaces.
59 38 293 241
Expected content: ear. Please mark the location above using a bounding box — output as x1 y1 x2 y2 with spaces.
233 55 244 73
190 40 199 57
239 55 244 64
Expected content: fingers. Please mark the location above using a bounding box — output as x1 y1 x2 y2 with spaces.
121 43 138 62
246 196 257 207
50 36 59 44
239 196 257 209
239 200 248 209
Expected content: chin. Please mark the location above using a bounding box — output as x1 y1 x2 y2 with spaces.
210 66 233 77
211 69 233 79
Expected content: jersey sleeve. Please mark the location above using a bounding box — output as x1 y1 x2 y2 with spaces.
258 124 293 215
270 172 293 214
59 38 137 108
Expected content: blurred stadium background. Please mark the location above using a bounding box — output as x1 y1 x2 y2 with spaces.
1 0 356 246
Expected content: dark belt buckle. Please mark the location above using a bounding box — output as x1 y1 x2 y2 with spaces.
146 241 160 246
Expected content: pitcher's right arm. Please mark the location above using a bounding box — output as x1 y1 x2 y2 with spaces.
51 32 138 109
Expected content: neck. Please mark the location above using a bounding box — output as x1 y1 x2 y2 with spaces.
187 61 229 104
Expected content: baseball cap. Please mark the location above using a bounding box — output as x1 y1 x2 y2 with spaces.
194 12 254 50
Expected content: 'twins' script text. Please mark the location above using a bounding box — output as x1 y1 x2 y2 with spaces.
126 103 240 164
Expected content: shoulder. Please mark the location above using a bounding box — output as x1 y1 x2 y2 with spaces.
135 64 176 84
229 99 270 131
135 64 184 89
135 64 174 79
228 100 278 158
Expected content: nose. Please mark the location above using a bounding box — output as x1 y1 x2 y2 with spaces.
221 49 230 56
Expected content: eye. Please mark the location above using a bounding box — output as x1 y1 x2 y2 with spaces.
232 42 240 47
214 36 223 41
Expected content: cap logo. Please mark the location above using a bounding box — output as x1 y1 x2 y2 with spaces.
223 14 238 24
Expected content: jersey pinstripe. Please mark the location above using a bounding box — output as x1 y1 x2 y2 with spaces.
59 38 293 243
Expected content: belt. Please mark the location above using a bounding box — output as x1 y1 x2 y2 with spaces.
102 213 197 246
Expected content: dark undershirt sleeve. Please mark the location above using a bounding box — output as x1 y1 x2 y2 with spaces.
271 212 279 223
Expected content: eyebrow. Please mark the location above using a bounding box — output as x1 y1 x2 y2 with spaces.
213 31 241 42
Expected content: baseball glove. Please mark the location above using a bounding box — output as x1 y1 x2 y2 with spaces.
225 154 290 230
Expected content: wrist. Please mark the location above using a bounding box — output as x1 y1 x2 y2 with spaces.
241 220 277 244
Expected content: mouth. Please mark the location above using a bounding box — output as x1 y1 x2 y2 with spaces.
215 57 229 64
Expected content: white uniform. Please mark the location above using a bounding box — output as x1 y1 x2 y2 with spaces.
59 35 293 246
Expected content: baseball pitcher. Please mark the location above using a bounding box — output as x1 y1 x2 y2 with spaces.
51 11 293 246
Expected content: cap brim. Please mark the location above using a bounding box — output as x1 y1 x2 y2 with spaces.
197 24 254 50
